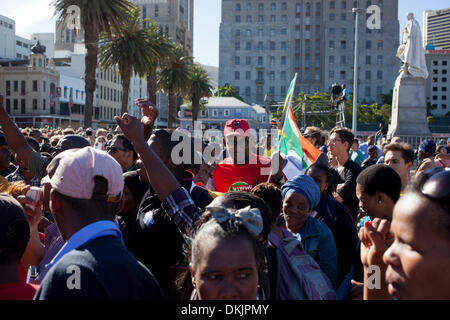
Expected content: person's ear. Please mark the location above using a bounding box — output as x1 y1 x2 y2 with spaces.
406 161 413 171
50 190 60 213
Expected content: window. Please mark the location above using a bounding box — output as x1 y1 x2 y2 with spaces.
365 86 371 97
236 16 241 22
295 30 300 39
329 56 335 64
235 71 240 80
21 81 26 94
282 2 287 10
258 15 264 22
377 55 383 65
246 56 251 65
245 86 251 96
282 15 287 22
443 78 448 83
33 99 38 110
270 41 275 50
366 40 372 49
377 40 383 50
281 71 286 80
236 3 241 11
246 71 251 80
366 56 371 65
305 56 310 68
5 81 10 96
330 27 335 35
366 71 371 80
315 56 320 68
13 81 18 92
246 15 252 23
270 29 276 36
14 99 18 110
281 28 287 35
340 71 346 80
21 99 26 114
281 42 287 50
258 56 263 65
257 71 264 81
269 86 275 95
258 29 263 36
295 56 300 68
433 70 438 75
341 14 346 21
271 15 276 22
443 61 447 66
236 29 240 36
258 41 263 50
341 41 346 49
257 86 263 95
330 14 335 21
246 42 251 50
433 87 438 92
443 87 447 92
443 96 447 101
377 70 383 80
315 70 320 81
443 70 447 75
213 109 218 117
5 99 10 113
270 71 275 81
341 56 347 65
235 56 240 65
224 109 230 117
155 5 158 17
296 3 301 13
443 104 447 109
306 2 311 12
271 3 276 11
235 41 240 50
330 71 335 79
330 1 335 9
432 95 438 100
295 42 300 53
432 61 438 66
330 41 335 49
281 86 286 95
247 3 252 11
33 80 38 91
43 81 46 92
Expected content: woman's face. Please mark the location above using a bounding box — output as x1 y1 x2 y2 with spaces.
383 193 450 299
307 167 329 194
283 192 310 234
190 236 259 300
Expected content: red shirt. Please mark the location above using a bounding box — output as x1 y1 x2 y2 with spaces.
0 282 39 300
212 154 272 193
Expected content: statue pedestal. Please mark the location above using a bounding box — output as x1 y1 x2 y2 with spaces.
388 74 431 137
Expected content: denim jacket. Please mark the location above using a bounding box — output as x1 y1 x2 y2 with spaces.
299 216 338 288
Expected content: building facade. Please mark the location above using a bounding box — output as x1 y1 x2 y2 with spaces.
425 49 449 117
15 36 31 61
0 15 15 60
423 8 450 50
219 0 399 105
55 20 84 52
0 49 65 128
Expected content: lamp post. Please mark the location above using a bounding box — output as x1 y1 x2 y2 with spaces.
352 7 365 134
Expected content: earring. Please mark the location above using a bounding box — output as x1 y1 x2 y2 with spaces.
378 200 382 204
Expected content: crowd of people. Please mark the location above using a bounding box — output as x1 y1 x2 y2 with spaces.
0 95 449 300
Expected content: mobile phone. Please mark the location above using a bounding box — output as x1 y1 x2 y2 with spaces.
26 187 43 203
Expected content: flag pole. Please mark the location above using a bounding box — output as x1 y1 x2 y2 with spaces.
267 73 298 182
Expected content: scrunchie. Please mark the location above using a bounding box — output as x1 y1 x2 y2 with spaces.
206 204 263 238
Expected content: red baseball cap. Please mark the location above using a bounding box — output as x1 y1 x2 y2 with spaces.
224 119 251 137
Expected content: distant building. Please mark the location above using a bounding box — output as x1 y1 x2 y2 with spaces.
0 15 16 60
0 43 63 128
219 0 399 105
31 33 55 58
425 49 450 117
423 8 450 50
179 96 269 130
200 64 219 92
15 36 31 61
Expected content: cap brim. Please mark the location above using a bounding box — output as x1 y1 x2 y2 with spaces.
41 175 51 184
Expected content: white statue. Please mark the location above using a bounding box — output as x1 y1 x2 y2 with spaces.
396 13 429 79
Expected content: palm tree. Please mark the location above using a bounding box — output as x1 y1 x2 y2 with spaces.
186 64 213 129
98 8 157 115
145 25 173 106
158 44 193 128
52 0 135 128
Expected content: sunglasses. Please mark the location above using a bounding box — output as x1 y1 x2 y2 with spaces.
421 167 450 200
107 146 129 154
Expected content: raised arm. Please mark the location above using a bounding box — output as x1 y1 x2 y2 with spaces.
114 113 200 235
0 95 33 165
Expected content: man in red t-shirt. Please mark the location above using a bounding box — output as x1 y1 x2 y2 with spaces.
0 194 39 300
212 119 285 193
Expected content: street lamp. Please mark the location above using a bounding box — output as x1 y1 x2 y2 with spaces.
352 7 365 135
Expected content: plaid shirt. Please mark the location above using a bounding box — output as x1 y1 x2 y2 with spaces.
6 167 41 187
161 187 201 237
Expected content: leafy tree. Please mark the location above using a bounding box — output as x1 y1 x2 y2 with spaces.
215 83 244 102
53 0 135 127
185 64 213 128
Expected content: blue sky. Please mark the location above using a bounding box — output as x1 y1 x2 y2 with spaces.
2 0 449 67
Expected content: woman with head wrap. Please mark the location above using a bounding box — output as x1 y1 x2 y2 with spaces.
280 174 338 288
